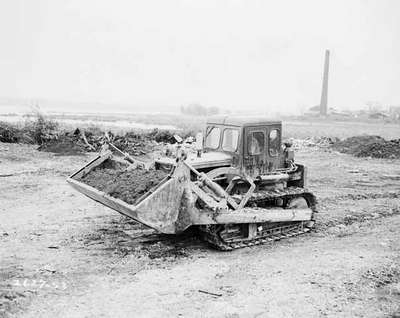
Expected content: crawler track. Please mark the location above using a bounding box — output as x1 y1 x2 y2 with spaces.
199 187 317 250
199 221 311 250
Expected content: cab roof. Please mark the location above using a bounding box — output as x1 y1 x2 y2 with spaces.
206 115 281 127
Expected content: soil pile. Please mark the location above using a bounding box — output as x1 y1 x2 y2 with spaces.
332 135 385 153
332 135 400 159
80 166 168 205
37 137 86 155
37 129 89 155
354 139 400 159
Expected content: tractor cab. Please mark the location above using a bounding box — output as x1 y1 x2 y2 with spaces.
155 116 294 178
202 116 287 176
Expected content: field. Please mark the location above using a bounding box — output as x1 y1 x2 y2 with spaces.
2 111 400 139
283 120 400 139
0 119 400 317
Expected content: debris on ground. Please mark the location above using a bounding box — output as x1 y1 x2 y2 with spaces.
108 132 160 158
331 135 400 159
41 264 57 273
36 128 185 156
318 205 400 232
290 136 339 150
147 129 177 144
198 289 222 297
145 244 190 260
1 117 193 157
362 264 400 288
0 290 28 318
80 162 168 205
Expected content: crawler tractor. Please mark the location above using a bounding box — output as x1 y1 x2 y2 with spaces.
67 116 317 250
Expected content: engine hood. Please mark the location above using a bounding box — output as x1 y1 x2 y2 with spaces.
155 151 233 170
186 151 233 169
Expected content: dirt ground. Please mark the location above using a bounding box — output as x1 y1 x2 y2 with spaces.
1 142 400 318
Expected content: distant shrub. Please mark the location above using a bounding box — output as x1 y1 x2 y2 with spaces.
180 104 220 116
0 122 21 143
24 110 59 144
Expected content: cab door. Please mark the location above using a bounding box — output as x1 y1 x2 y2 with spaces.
266 126 282 171
243 126 267 177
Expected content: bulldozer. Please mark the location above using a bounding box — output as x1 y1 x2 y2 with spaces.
67 116 317 250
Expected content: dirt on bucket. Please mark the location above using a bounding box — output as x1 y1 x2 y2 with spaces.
80 164 169 205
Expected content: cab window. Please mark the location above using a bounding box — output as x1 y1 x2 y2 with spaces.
269 129 280 156
205 126 220 149
222 129 239 152
247 131 265 155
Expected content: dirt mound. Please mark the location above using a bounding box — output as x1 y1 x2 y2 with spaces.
355 139 400 159
332 135 400 159
332 135 385 153
37 135 86 155
80 165 168 205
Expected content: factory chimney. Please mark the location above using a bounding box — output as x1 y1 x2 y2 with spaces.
320 49 330 116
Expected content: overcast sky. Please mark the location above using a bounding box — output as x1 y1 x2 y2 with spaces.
1 0 400 114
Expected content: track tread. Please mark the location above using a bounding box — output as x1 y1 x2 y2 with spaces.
199 186 316 250
200 223 311 250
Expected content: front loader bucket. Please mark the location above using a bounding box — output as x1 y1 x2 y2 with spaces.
67 151 194 234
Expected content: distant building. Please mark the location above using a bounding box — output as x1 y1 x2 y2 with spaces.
369 112 388 119
389 106 400 120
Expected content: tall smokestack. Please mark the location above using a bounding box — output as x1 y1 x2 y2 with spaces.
320 49 330 116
